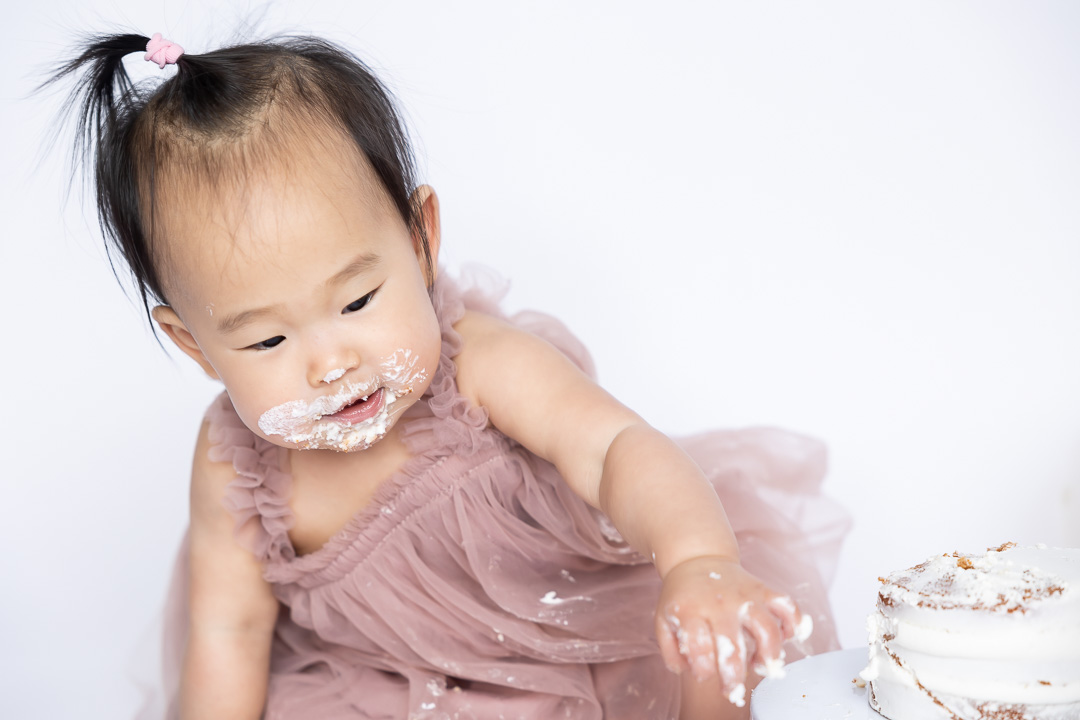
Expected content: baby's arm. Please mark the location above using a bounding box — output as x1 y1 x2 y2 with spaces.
180 421 280 720
454 312 804 702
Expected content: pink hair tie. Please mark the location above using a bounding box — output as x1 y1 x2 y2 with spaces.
144 33 184 69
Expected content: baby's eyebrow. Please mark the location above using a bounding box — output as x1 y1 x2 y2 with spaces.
217 305 281 336
324 252 382 289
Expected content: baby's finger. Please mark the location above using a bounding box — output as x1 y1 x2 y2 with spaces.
766 595 814 646
739 601 786 678
765 595 798 641
682 616 718 682
713 627 747 693
657 607 688 674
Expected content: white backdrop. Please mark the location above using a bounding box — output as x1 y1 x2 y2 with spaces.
2 2 1078 718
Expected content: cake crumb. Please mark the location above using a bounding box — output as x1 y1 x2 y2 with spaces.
957 556 974 570
877 576 886 583
1039 680 1051 686
990 541 1017 553
853 677 867 688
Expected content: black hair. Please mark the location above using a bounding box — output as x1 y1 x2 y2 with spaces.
42 32 431 321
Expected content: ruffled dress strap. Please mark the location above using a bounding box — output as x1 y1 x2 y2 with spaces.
393 271 493 457
204 393 296 564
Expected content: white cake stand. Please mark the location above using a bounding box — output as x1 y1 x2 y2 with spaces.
750 648 885 720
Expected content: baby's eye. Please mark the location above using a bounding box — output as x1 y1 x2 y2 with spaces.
248 335 285 351
343 290 375 314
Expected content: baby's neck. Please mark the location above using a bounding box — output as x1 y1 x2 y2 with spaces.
283 422 414 556
287 421 411 488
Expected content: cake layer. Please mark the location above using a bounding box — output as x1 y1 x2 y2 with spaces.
868 664 1080 720
866 614 1080 705
886 611 1080 661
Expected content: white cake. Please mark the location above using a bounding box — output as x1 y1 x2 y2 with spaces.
861 543 1080 720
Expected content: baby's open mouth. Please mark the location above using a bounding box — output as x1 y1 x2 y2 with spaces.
328 388 385 425
257 352 425 452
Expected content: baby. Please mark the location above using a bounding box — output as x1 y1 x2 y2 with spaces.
48 31 847 720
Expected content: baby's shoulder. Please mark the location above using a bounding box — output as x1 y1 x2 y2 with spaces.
187 414 276 562
186 416 279 624
189 417 242 523
452 307 510 346
451 309 512 409
451 308 583 412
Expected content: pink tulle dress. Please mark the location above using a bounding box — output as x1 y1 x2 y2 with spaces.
150 272 851 720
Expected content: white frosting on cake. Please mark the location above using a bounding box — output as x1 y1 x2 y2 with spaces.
862 543 1080 720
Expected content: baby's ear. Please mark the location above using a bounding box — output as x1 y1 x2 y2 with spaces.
152 306 220 380
410 184 441 284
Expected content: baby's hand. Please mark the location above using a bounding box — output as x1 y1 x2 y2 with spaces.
654 556 813 707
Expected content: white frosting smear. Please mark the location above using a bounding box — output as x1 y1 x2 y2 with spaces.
794 612 813 643
322 367 346 384
727 682 746 707
715 634 738 687
753 651 786 679
258 349 426 452
716 634 736 664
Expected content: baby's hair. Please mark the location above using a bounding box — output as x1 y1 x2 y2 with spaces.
43 32 432 321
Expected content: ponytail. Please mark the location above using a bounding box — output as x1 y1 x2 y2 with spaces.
42 33 174 321
46 34 148 161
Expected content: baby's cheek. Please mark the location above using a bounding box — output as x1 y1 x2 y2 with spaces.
226 387 292 446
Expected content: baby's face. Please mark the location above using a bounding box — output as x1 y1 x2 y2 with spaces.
155 134 441 452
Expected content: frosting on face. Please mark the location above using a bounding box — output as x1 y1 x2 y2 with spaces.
258 349 427 452
322 367 346 384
